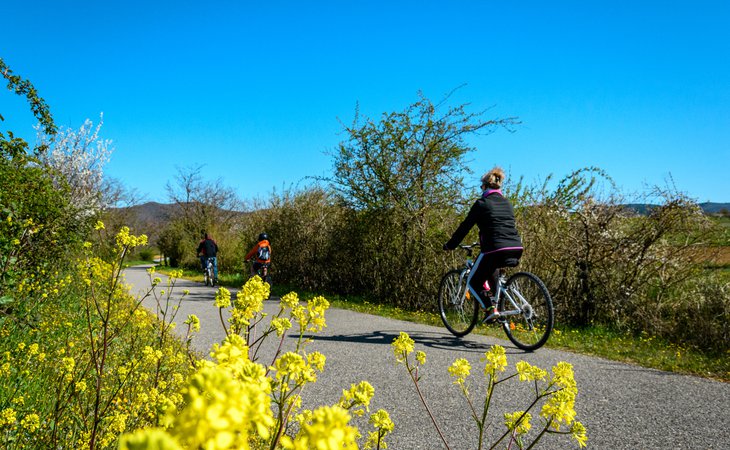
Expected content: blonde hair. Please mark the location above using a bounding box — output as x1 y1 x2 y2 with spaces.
481 166 505 189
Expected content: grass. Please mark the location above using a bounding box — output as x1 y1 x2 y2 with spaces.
155 265 729 383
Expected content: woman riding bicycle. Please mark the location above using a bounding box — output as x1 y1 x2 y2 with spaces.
443 166 523 322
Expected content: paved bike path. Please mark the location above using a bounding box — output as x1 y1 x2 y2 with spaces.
124 265 729 449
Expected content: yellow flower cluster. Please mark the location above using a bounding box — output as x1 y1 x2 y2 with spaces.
504 410 532 435
215 287 232 308
270 317 292 336
481 345 508 375
515 360 548 382
279 292 299 309
115 226 148 250
338 381 375 416
364 409 395 450
281 406 358 450
448 358 471 385
391 331 415 363
228 277 269 330
290 295 329 334
540 362 579 428
184 314 201 332
0 408 17 427
168 362 275 449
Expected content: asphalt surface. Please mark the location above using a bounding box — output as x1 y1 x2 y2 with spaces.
124 265 730 449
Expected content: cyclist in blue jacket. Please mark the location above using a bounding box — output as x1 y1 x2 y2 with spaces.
444 167 523 322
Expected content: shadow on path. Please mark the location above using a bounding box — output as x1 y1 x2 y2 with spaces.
304 330 527 354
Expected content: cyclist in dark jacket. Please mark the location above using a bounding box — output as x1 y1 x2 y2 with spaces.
444 167 523 322
197 231 219 282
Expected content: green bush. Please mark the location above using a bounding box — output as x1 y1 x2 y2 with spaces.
136 247 155 262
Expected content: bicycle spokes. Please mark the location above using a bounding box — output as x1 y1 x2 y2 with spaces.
438 269 479 337
500 272 554 351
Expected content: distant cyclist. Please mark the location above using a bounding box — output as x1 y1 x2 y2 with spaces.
443 167 523 322
197 231 219 283
245 232 271 278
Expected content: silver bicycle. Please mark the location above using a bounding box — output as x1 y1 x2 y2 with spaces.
438 244 554 351
203 257 216 287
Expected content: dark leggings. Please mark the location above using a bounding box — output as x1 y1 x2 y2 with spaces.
468 248 523 307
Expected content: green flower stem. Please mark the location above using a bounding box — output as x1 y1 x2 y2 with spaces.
405 356 452 450
523 420 552 450
258 330 286 370
489 387 550 450
217 305 229 337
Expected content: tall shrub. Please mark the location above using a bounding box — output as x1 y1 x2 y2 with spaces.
328 92 518 307
513 168 725 351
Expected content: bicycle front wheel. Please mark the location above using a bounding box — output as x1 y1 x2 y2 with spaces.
438 269 479 337
499 272 554 351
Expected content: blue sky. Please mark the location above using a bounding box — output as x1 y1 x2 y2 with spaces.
2 1 729 203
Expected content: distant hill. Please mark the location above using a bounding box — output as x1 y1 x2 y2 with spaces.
118 201 179 224
699 202 730 215
623 202 730 215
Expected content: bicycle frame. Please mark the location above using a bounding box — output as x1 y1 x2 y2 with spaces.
495 282 525 318
464 264 524 318
455 243 524 314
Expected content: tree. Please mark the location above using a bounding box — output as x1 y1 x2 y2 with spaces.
332 91 519 213
0 58 90 316
164 165 244 268
1 57 56 158
329 91 519 307
35 115 113 218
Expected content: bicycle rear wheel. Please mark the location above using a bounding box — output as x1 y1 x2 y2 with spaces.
438 269 479 337
205 262 214 287
499 272 554 351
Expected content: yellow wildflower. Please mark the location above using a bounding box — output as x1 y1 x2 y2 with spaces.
307 351 326 372
391 332 415 363
20 413 40 433
448 358 471 384
283 405 358 450
184 314 201 332
515 360 548 382
280 291 300 309
0 408 17 427
482 345 507 375
214 287 231 308
271 317 292 336
541 388 577 429
504 411 532 435
338 381 375 415
119 428 182 450
571 421 588 447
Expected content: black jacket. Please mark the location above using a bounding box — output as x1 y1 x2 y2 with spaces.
197 238 218 257
445 190 522 252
